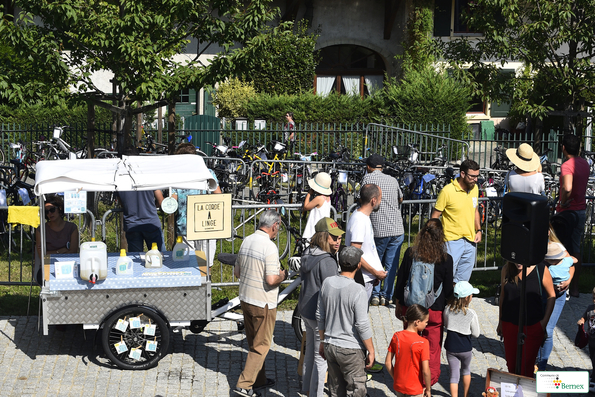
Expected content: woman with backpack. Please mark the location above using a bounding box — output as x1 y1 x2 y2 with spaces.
298 217 344 396
393 218 454 385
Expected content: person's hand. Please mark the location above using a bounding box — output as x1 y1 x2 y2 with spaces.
395 303 403 320
375 270 388 280
424 388 431 397
474 230 482 243
557 280 570 292
578 318 585 326
319 343 326 360
365 350 375 369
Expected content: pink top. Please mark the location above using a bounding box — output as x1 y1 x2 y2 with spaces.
556 157 589 212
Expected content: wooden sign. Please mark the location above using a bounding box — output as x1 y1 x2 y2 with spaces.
186 194 231 240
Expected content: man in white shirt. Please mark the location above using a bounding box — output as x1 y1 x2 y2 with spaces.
345 184 387 301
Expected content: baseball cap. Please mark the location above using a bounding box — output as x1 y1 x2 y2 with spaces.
366 153 385 168
545 242 566 260
315 217 345 237
339 246 363 267
453 281 479 299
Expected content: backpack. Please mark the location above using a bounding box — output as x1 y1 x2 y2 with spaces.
403 259 443 308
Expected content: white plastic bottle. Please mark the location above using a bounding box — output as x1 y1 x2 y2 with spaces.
172 236 189 262
145 242 163 268
116 249 134 275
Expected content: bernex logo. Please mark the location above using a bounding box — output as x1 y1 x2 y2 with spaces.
536 371 589 393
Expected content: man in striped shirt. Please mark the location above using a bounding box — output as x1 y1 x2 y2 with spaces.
362 154 404 307
234 210 289 397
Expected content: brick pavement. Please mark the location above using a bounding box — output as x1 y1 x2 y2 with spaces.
0 294 592 397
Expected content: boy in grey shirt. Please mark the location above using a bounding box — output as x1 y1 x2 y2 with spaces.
317 246 375 397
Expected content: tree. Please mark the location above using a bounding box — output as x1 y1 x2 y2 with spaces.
0 0 277 152
238 20 319 95
439 0 595 133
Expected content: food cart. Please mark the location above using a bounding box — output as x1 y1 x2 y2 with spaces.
34 155 218 370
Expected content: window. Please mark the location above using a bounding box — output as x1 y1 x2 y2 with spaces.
176 88 190 103
315 45 386 98
434 0 481 37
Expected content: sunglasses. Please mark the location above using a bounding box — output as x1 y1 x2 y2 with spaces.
45 206 57 215
330 234 342 242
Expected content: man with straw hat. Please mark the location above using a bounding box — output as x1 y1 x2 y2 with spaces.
505 143 545 194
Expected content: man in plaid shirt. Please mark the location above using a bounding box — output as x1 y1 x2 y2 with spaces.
362 154 404 306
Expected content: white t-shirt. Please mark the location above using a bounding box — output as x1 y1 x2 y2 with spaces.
345 210 383 283
506 170 545 195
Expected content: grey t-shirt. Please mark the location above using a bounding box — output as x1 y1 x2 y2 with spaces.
316 275 372 350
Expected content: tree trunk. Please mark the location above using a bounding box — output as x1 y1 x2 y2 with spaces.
168 97 176 155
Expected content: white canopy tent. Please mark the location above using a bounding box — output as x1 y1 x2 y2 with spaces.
34 154 217 195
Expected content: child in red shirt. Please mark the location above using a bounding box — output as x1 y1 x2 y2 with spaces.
386 304 431 397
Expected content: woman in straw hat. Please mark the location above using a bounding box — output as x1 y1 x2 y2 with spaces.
505 143 545 194
302 172 333 240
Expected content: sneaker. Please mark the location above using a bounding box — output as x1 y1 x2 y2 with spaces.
379 297 386 306
234 387 261 397
370 297 380 306
254 378 275 391
366 362 383 373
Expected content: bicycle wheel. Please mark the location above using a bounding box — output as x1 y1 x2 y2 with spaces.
101 306 170 370
277 218 291 260
292 306 304 343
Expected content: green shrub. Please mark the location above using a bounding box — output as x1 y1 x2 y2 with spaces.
375 67 472 140
212 78 257 119
245 92 376 125
240 20 319 96
0 102 111 125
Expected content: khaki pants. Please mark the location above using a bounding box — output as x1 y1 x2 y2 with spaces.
236 301 277 390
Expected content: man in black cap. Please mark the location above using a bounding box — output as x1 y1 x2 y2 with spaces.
317 246 375 397
362 153 404 307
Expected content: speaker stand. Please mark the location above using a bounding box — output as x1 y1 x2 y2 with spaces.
515 263 530 375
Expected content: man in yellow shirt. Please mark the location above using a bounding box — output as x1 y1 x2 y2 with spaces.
430 160 482 283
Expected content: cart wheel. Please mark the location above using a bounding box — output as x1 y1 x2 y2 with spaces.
101 306 170 370
291 306 304 343
236 321 245 332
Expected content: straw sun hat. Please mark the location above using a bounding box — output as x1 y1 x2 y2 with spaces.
308 172 332 195
506 143 540 172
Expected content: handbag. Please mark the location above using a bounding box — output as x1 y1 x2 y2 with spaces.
574 323 589 349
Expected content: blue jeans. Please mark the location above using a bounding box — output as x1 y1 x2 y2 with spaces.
372 234 405 299
537 290 566 370
446 239 477 283
126 226 165 252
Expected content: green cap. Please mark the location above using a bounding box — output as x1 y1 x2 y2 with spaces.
315 217 345 237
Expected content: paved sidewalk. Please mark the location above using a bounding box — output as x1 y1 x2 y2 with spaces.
0 294 592 397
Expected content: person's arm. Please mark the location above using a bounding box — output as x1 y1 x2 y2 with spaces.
497 266 506 336
302 190 325 211
154 190 165 207
385 350 395 379
350 242 387 280
234 263 240 279
318 329 327 360
474 207 482 243
470 310 481 338
430 208 442 219
559 173 574 208
66 226 79 253
540 266 556 330
265 269 288 287
557 261 575 292
362 337 375 369
422 359 431 397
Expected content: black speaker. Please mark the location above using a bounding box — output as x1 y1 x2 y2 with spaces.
500 192 549 265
